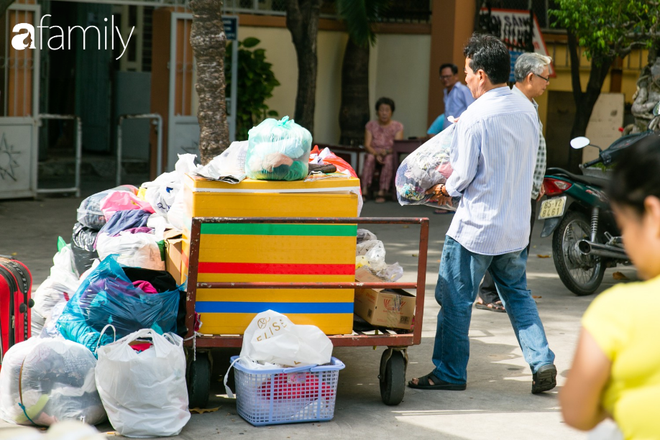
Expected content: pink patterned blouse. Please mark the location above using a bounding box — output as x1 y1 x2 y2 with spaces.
366 120 404 153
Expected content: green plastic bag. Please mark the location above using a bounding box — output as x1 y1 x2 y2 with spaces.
245 116 312 181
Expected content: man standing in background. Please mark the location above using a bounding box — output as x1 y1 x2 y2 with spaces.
476 52 552 313
427 63 475 137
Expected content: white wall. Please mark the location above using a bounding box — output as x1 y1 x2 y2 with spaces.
239 26 430 144
371 34 432 139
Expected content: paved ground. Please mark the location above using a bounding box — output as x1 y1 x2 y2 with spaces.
0 177 637 439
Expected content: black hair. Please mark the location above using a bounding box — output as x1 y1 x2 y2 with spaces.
609 133 660 216
439 63 458 76
462 33 510 85
375 97 395 113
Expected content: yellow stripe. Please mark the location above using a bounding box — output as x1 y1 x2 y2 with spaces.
185 192 358 218
196 288 353 303
199 313 353 335
196 273 353 283
185 174 360 191
198 235 356 264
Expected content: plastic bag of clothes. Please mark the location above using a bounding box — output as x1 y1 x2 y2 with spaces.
96 329 189 437
56 255 181 356
76 186 137 230
245 116 312 181
395 124 460 210
0 338 106 426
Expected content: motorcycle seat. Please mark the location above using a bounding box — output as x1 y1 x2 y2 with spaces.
546 167 610 188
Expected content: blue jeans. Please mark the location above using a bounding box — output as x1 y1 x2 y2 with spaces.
431 236 555 384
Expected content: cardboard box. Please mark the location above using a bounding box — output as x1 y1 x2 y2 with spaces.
354 288 415 330
164 229 183 284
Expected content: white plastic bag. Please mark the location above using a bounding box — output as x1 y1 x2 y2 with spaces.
96 231 164 271
195 140 249 183
240 310 332 367
95 329 190 438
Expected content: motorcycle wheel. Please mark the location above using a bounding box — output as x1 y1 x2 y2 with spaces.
552 210 605 296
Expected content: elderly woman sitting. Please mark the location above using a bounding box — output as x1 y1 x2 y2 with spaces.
361 97 404 203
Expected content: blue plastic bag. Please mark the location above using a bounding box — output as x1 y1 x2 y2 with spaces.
245 116 312 181
56 255 181 356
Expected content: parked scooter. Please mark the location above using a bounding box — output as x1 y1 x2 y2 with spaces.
539 131 655 295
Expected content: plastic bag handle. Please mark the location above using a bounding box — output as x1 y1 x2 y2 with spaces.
277 116 290 126
223 357 241 399
95 324 117 353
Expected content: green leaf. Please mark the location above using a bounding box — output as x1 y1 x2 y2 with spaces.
242 37 260 48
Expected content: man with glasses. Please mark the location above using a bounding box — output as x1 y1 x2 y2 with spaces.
427 63 475 136
476 52 553 313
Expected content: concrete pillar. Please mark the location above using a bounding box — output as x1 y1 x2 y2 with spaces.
427 0 476 127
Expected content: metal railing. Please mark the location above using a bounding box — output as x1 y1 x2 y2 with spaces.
37 114 82 197
116 113 163 187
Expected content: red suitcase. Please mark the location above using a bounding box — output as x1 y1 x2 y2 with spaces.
0 256 33 369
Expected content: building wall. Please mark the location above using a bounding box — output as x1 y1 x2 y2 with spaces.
237 26 431 144
370 34 432 139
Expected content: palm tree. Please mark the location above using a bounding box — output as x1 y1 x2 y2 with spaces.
285 0 323 135
336 0 391 147
190 0 230 164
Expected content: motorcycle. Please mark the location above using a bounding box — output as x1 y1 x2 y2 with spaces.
538 130 654 295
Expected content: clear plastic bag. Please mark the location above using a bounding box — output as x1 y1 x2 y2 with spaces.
0 338 106 426
245 116 312 181
355 239 388 272
56 255 181 356
76 186 137 230
395 124 460 210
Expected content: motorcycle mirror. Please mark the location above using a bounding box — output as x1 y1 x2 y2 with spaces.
654 102 660 117
570 136 591 150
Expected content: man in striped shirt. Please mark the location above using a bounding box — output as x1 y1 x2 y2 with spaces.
408 34 557 394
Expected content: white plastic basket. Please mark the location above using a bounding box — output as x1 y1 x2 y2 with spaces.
231 356 345 426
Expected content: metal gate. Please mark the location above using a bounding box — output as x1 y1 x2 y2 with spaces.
167 12 237 170
0 3 40 199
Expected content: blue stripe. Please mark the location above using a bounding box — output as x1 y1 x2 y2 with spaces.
195 301 354 314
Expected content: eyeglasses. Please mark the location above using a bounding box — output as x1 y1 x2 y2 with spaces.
440 75 454 80
535 73 550 83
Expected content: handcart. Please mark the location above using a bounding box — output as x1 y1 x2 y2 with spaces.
182 216 429 408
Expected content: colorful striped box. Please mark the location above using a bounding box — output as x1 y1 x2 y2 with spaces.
182 175 359 335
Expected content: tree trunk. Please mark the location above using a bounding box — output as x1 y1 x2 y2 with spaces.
0 0 14 17
286 0 322 135
566 31 612 173
339 39 370 146
190 0 229 165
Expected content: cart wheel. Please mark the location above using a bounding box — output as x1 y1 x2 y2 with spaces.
379 349 406 405
187 354 211 409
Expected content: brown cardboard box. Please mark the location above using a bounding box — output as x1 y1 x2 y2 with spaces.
354 288 415 330
164 229 183 284
355 266 385 290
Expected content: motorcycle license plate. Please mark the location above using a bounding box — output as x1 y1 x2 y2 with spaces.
539 196 567 219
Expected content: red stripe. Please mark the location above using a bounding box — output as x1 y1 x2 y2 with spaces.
198 262 355 275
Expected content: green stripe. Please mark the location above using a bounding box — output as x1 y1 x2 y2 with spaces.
201 223 357 237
